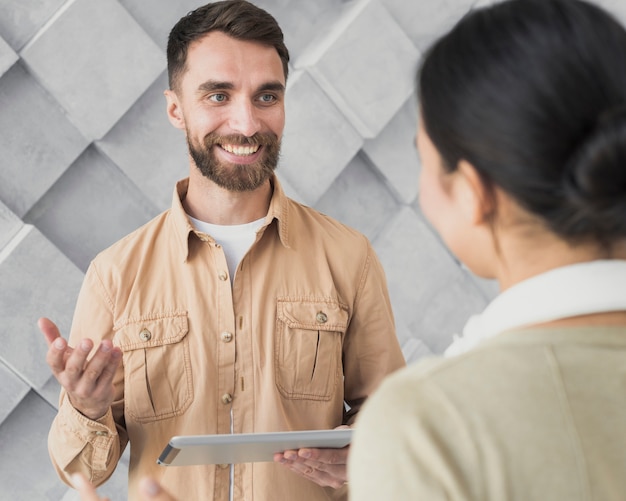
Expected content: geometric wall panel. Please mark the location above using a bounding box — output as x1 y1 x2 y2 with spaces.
0 0 66 50
24 146 160 272
20 0 164 140
0 63 89 218
0 225 83 390
296 0 419 138
363 96 421 204
117 0 209 50
0 200 22 251
382 0 475 51
373 207 492 354
255 0 354 59
97 72 188 211
279 70 363 205
0 34 17 76
0 361 29 424
315 152 400 242
0 391 67 501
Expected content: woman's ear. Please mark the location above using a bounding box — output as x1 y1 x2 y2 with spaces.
164 89 186 130
456 159 494 226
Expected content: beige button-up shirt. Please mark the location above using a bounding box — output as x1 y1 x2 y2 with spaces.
48 176 405 501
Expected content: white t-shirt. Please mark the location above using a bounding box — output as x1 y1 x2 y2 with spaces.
188 215 265 282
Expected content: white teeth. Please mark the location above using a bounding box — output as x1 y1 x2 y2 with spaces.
221 144 260 156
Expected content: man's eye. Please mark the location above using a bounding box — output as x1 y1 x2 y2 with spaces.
209 93 227 103
258 94 276 103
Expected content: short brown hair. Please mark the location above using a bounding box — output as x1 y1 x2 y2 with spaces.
167 0 290 91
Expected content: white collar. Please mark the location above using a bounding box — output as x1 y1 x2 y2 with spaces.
445 260 626 357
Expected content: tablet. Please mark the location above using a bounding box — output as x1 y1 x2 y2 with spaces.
157 429 352 466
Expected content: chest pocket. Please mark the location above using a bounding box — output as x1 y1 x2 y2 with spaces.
275 299 348 401
114 313 193 423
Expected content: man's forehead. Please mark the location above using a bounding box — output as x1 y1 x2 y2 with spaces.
183 32 285 84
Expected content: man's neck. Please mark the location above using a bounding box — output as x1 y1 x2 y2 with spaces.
183 170 273 225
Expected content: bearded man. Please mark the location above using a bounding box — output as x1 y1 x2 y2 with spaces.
40 2 405 500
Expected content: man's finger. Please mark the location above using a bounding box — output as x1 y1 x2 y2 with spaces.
79 341 117 384
38 317 62 346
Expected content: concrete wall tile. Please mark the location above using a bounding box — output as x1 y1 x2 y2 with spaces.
0 0 65 50
382 0 474 51
363 96 420 204
275 170 305 204
279 70 363 206
0 34 17 76
0 391 68 500
0 63 89 217
315 152 400 242
20 0 164 140
256 0 354 60
0 200 22 251
97 72 188 211
373 207 488 353
296 0 419 138
118 0 205 49
0 361 29 423
24 146 160 272
0 225 83 389
37 375 62 410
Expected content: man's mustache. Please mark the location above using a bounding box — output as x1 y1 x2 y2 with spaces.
203 132 279 147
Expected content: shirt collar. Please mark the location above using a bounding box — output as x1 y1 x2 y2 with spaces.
169 175 291 261
445 260 626 356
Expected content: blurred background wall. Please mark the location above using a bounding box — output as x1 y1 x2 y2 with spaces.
0 0 623 498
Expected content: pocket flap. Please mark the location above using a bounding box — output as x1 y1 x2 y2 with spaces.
277 300 348 331
114 313 188 351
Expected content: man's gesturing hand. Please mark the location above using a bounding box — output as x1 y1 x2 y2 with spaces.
39 317 122 420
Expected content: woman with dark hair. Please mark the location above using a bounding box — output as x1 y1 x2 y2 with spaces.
349 0 626 499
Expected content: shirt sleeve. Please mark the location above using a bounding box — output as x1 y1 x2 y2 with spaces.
348 367 481 500
342 240 406 424
47 261 127 487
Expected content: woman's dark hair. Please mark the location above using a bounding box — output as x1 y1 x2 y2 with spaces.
418 0 626 245
167 0 290 91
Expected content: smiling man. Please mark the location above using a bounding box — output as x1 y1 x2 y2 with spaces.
39 1 405 500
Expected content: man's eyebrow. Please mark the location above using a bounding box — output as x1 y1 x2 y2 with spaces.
197 80 235 93
196 80 285 94
257 81 285 93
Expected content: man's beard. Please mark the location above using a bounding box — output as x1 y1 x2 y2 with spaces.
187 131 281 192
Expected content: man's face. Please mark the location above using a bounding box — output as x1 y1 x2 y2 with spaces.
166 31 286 191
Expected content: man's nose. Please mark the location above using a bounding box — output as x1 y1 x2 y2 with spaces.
228 100 261 137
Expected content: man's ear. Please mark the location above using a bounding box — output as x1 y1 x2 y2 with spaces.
164 89 186 130
456 159 494 225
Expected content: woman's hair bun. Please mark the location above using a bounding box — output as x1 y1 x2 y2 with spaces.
559 106 626 242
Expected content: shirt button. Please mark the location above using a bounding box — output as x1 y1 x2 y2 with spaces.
221 393 233 405
220 331 233 343
95 431 108 436
139 328 152 341
218 271 228 281
316 311 328 324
